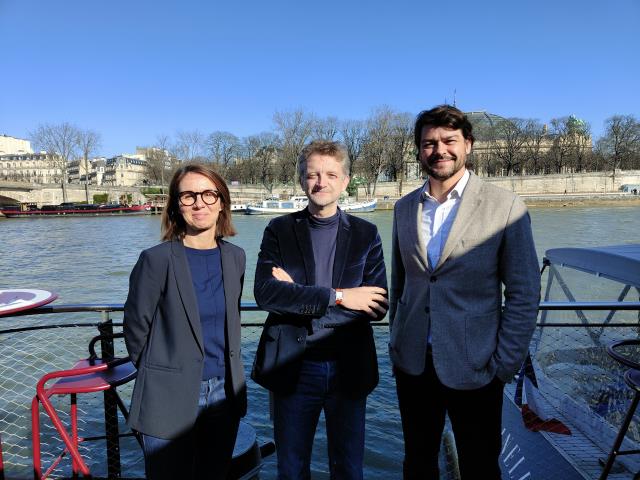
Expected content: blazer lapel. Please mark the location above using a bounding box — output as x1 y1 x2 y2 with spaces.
218 240 238 326
406 187 429 272
293 210 315 285
171 240 204 355
435 172 483 270
332 210 351 286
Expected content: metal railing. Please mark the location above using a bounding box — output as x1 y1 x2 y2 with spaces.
1 301 640 479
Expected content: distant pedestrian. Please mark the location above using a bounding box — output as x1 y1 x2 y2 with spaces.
389 105 540 479
124 163 246 480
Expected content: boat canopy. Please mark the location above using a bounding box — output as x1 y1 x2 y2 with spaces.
544 244 640 288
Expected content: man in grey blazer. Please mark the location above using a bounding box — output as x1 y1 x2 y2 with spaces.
389 105 540 479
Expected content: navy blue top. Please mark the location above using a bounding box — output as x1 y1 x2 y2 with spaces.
306 210 340 359
185 246 226 380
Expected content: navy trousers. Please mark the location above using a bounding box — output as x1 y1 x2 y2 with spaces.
273 360 367 480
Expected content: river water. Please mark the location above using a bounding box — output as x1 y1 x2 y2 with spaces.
0 205 638 478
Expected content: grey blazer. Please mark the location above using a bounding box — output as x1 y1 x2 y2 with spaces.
124 239 246 439
389 172 540 390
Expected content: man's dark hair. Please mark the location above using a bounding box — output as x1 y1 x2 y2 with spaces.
413 105 475 149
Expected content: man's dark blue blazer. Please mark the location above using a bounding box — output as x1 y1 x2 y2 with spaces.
252 208 387 398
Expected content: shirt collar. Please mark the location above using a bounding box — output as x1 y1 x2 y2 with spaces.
422 169 470 202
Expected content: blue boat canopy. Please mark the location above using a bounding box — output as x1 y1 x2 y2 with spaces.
544 244 640 288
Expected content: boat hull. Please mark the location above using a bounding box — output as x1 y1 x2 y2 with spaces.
245 199 377 215
0 205 152 218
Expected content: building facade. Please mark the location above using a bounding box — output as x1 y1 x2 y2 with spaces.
102 155 147 186
0 135 33 155
0 153 63 183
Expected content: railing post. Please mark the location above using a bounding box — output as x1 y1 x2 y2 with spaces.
0 432 4 480
98 311 122 478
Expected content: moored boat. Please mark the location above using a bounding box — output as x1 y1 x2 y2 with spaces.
245 196 377 215
0 203 152 218
230 203 247 213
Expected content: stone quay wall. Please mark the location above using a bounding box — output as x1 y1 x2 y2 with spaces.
357 170 640 199
2 170 639 207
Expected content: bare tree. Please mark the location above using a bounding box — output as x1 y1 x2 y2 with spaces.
359 107 394 196
30 122 80 202
77 129 101 202
522 120 546 175
384 112 414 196
174 130 206 162
243 132 280 190
566 117 592 173
490 118 528 176
273 109 315 187
339 119 368 178
548 117 573 174
144 134 175 192
597 114 640 186
312 116 339 141
207 131 240 175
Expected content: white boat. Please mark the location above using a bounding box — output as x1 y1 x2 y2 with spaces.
245 197 377 215
231 203 247 213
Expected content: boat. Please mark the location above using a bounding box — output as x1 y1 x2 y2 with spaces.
231 203 248 213
512 244 640 479
245 196 309 215
0 203 152 218
338 197 377 213
245 196 377 215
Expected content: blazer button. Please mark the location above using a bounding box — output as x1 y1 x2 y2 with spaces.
430 276 437 283
230 350 235 357
297 336 303 343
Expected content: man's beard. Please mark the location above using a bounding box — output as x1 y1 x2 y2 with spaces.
425 155 465 181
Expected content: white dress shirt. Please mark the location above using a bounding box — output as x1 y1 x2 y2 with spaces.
421 169 470 270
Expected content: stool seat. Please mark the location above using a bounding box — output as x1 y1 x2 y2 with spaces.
46 359 136 395
625 369 640 393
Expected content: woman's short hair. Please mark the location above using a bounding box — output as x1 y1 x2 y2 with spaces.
161 163 236 241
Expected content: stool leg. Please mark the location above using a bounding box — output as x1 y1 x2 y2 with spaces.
71 394 78 478
599 392 640 480
31 396 42 479
37 393 91 477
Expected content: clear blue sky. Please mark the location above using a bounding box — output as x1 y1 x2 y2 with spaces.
1 0 638 156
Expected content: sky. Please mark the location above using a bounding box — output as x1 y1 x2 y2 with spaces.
1 0 639 157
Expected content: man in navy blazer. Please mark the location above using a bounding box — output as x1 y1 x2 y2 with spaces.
252 140 388 480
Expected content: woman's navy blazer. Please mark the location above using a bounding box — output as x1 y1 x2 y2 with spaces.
124 239 246 439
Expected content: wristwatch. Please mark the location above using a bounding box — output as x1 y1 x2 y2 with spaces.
335 288 344 305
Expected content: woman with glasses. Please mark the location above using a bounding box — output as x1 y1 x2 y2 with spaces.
124 163 246 479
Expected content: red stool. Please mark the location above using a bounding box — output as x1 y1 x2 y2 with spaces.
31 355 136 479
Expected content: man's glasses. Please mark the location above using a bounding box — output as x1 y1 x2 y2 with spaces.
178 190 220 206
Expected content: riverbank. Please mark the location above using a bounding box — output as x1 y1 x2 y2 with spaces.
373 193 640 210
521 193 640 207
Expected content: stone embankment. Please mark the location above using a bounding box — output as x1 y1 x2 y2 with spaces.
229 171 640 209
1 170 639 210
372 194 639 210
